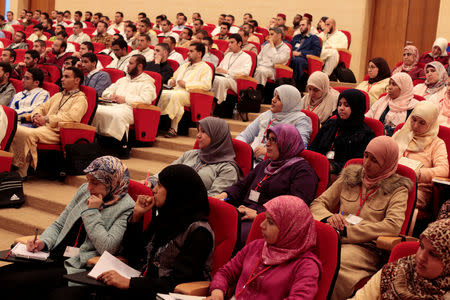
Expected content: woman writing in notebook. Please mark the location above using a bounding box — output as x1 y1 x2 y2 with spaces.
0 156 135 298
392 101 449 211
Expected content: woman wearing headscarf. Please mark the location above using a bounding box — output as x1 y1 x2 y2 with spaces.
0 156 135 297
207 196 322 300
357 57 391 107
310 136 412 300
300 71 340 124
216 123 318 242
351 218 450 300
145 117 239 196
392 102 449 210
413 61 448 101
237 85 312 161
365 73 419 136
392 45 425 82
309 89 375 177
418 37 449 65
53 164 214 299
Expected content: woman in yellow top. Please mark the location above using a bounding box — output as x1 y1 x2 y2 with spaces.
356 57 391 107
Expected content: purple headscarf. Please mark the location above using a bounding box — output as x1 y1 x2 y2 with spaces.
265 123 305 175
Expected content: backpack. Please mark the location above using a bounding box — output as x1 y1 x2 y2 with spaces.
0 171 25 208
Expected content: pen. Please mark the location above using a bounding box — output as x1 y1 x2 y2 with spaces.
4 250 11 259
145 170 151 187
32 228 38 252
341 212 344 216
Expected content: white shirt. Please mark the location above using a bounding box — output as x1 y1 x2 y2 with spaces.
9 87 50 116
211 26 221 37
157 31 180 42
168 50 185 66
318 30 348 49
6 20 19 26
106 54 132 73
203 52 219 67
102 72 156 105
229 26 240 34
55 21 70 27
0 23 14 34
130 48 155 62
93 27 117 36
257 42 291 68
65 42 76 53
218 51 252 76
172 25 186 31
109 22 125 34
67 32 91 44
27 34 47 42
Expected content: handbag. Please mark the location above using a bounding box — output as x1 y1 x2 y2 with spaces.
237 87 262 122
0 171 25 208
64 138 103 175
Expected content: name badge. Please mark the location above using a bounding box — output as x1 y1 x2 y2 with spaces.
63 246 80 258
346 214 363 225
249 190 260 203
295 43 300 48
326 151 335 160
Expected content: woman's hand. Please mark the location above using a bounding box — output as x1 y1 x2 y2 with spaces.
97 270 130 289
26 238 45 252
238 205 258 221
131 195 154 222
254 145 267 158
204 289 224 300
212 192 228 200
327 213 348 231
87 194 103 209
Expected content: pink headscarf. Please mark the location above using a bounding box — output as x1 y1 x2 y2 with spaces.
262 195 317 265
363 136 399 188
392 45 419 73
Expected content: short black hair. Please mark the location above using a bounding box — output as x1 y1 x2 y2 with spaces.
27 68 44 87
190 42 205 57
81 41 95 52
94 12 102 18
75 11 82 17
195 19 204 25
55 24 65 31
193 12 201 18
183 27 193 38
57 11 64 16
226 14 235 22
244 13 253 18
196 30 209 38
229 33 242 44
55 38 67 51
25 50 40 61
139 34 150 42
34 40 46 48
156 14 166 21
73 21 83 28
65 67 84 86
57 30 68 39
111 39 128 50
164 36 176 45
156 43 170 53
16 31 26 40
220 14 227 18
33 24 43 31
65 56 80 66
81 52 98 64
113 33 124 40
203 36 213 46
3 49 16 62
0 62 12 76
126 24 137 32
243 23 254 32
116 11 124 18
249 20 258 28
132 54 146 69
138 12 147 18
97 20 108 28
45 18 53 27
140 18 151 28
221 22 231 30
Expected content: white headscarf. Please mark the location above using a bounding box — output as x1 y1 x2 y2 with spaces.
272 84 304 126
432 37 448 57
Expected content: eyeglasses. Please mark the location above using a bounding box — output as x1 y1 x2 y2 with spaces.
265 136 277 144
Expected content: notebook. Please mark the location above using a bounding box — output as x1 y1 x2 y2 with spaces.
11 243 50 261
398 157 423 172
156 293 205 300
87 250 141 279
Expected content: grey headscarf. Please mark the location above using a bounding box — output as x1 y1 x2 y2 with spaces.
425 61 448 95
271 84 305 127
198 117 236 165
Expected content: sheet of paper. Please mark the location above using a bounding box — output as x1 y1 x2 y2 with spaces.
432 177 450 186
346 214 363 225
11 243 50 261
87 250 141 279
156 293 206 300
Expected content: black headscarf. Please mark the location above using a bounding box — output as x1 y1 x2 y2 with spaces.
368 57 391 84
149 164 210 249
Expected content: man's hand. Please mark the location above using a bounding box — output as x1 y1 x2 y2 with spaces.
110 94 126 104
204 289 224 300
293 51 301 57
269 37 275 48
154 53 162 64
16 62 26 69
177 80 186 88
169 79 176 87
26 238 45 253
32 113 46 127
327 213 348 231
216 67 227 74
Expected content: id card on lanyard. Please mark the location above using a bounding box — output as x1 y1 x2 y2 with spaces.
63 221 84 258
249 175 271 203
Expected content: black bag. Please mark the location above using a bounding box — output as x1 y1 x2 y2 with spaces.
237 87 262 121
332 63 356 83
0 171 24 208
64 139 103 175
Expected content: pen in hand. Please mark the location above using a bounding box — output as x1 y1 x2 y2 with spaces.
32 228 38 252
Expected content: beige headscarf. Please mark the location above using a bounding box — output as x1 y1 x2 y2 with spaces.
300 71 339 123
393 101 440 156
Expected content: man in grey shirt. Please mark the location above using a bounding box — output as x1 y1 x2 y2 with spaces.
6 31 28 50
0 62 17 106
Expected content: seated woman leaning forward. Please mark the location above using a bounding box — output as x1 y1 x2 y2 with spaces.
351 218 450 300
207 195 322 300
392 101 449 211
0 156 135 298
310 136 412 300
50 164 214 299
215 123 318 243
145 116 240 196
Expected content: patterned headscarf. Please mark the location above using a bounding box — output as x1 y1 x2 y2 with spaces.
262 195 317 265
425 62 448 95
84 156 129 200
380 219 450 299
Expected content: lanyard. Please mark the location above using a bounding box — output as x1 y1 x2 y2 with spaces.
357 186 378 216
73 221 84 247
329 129 340 152
308 102 321 112
260 118 277 143
227 51 243 70
235 257 271 298
254 174 271 192
58 91 80 112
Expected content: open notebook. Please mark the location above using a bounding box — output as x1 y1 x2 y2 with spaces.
156 293 205 300
11 243 50 261
87 250 141 279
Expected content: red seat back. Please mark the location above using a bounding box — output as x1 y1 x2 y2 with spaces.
12 25 24 33
80 85 98 124
248 41 261 53
301 109 319 143
209 48 223 64
102 68 125 83
128 179 153 231
247 213 340 300
208 197 238 275
364 117 384 137
255 27 269 38
344 158 417 235
143 71 162 105
388 241 419 263
300 149 329 197
341 30 351 48
174 47 189 59
15 49 27 63
9 78 23 92
213 39 229 53
0 38 11 48
92 42 106 53
243 50 257 76
42 81 60 96
285 42 293 65
97 54 113 68
83 27 96 34
38 64 62 83
45 40 53 48
68 41 80 51
332 87 369 113
167 59 179 72
0 106 18 151
1 30 12 40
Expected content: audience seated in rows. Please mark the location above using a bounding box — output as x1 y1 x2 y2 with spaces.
27 23 47 42
300 71 339 124
157 19 179 42
356 57 390 107
106 39 131 72
158 42 212 138
392 101 449 210
93 54 156 156
237 85 312 160
290 18 322 82
366 72 419 136
15 50 50 81
5 11 20 26
6 31 28 50
309 89 375 177
10 67 87 178
9 68 49 117
201 37 220 67
418 37 448 66
216 123 318 242
436 76 450 127
310 135 412 300
129 34 155 62
81 52 112 96
176 27 193 48
254 27 290 86
237 29 258 54
0 62 16 106
144 43 174 84
212 34 252 105
164 36 185 66
1 13 15 32
318 18 348 76
351 218 450 299
146 117 239 195
392 45 425 81
43 38 73 69
208 195 321 300
413 61 448 101
67 21 90 44
0 156 135 298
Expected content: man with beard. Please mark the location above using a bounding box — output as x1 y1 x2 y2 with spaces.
290 18 321 81
176 27 193 48
318 18 348 75
292 14 302 36
91 21 113 49
92 54 156 157
6 31 28 50
242 23 260 44
124 24 138 49
130 34 155 62
43 38 73 69
32 40 46 63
